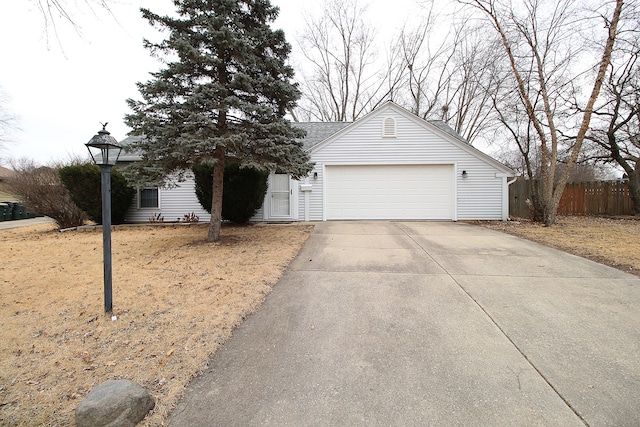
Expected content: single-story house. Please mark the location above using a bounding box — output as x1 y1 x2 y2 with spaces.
121 101 516 223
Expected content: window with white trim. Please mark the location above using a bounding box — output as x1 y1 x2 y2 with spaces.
382 117 396 137
139 188 159 208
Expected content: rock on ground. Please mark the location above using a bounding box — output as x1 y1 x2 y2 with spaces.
75 380 155 427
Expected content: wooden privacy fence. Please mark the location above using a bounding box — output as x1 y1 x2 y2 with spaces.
509 180 634 217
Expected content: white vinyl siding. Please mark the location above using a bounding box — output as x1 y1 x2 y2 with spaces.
456 161 504 220
308 105 509 221
251 204 265 221
325 165 454 220
125 173 211 223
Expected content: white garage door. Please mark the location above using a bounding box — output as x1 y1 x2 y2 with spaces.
325 165 454 220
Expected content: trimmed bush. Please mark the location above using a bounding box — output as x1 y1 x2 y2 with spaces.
193 162 268 224
59 163 135 225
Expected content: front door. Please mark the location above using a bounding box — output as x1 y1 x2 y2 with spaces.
269 173 291 218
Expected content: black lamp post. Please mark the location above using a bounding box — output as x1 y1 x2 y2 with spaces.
86 124 122 314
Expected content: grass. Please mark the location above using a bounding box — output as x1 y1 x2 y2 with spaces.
0 222 311 426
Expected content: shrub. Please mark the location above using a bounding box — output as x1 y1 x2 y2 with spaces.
5 160 86 229
59 163 135 225
193 162 268 224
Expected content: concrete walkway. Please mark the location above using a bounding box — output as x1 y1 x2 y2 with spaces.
168 221 640 426
0 216 54 230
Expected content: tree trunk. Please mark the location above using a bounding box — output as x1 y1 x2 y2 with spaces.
608 132 640 216
629 166 640 216
207 146 225 242
527 178 544 221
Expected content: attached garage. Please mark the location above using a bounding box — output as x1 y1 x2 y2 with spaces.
295 101 516 222
325 164 454 220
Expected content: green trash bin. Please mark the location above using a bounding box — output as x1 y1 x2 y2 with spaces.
12 203 24 220
0 203 7 221
4 202 14 221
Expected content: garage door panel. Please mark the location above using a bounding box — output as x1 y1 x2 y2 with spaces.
326 165 454 220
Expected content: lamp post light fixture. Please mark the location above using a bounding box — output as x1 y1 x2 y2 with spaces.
86 123 123 314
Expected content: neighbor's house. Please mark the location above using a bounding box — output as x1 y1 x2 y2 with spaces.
120 101 516 223
0 166 16 201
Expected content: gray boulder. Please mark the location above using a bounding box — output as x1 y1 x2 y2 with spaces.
75 380 155 427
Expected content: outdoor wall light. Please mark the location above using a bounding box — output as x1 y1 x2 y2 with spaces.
86 123 122 315
313 172 318 179
462 170 468 178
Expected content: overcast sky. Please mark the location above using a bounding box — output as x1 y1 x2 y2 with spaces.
0 0 420 166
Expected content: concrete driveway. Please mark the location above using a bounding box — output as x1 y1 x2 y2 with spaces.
168 221 640 426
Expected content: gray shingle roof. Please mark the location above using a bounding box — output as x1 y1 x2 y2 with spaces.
427 120 469 144
117 135 143 162
292 122 352 150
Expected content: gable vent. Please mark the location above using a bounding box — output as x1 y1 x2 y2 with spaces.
382 117 396 137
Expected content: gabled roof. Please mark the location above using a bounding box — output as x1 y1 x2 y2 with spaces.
307 101 515 176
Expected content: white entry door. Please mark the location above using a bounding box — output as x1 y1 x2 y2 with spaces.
269 173 291 218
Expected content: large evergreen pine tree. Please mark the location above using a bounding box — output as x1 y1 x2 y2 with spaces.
125 0 312 241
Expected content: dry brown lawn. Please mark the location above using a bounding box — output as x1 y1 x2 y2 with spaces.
0 222 311 426
477 216 640 276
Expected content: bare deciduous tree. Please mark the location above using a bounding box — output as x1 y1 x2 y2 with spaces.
0 1 115 151
0 87 18 153
394 8 455 119
462 0 624 225
586 16 640 214
296 0 390 121
28 0 114 43
295 0 504 145
389 6 503 144
439 22 503 143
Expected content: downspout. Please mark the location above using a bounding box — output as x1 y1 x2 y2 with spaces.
304 177 310 221
506 176 518 221
299 175 314 221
